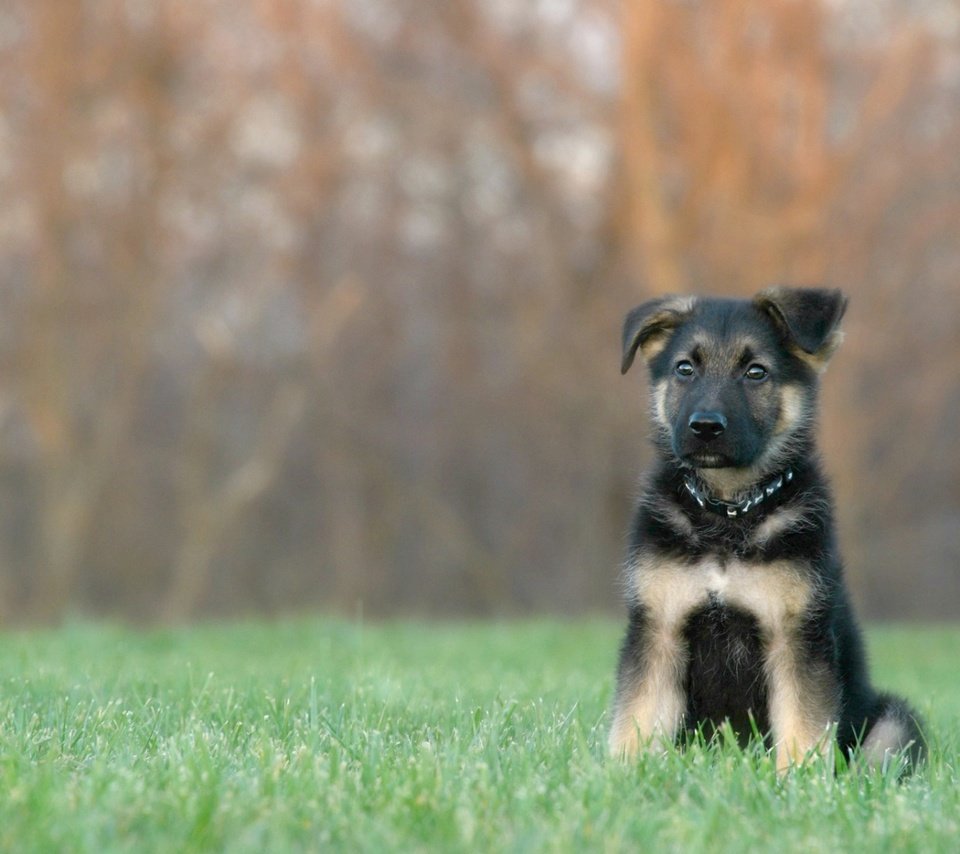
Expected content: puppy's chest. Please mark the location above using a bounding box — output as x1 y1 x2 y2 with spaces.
631 554 812 632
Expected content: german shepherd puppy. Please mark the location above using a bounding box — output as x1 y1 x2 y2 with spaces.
609 287 923 772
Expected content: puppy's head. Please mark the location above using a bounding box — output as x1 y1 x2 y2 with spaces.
621 288 847 474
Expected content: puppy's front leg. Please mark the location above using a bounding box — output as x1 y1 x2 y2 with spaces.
609 610 689 758
765 627 840 772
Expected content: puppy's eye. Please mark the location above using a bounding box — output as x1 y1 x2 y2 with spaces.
745 364 768 381
675 360 695 378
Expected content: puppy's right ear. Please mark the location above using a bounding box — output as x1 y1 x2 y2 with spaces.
621 296 695 374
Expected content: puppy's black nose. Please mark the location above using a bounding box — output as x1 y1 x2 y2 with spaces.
689 412 727 441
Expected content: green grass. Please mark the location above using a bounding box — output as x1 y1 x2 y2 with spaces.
0 619 957 852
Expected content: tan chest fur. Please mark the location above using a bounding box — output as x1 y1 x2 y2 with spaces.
629 555 813 636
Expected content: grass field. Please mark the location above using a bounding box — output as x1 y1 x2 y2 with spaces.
0 618 957 852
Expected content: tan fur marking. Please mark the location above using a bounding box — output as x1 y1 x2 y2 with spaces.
609 557 700 757
636 297 698 362
721 560 837 772
608 636 688 757
722 561 811 627
791 330 845 374
657 504 697 539
861 718 912 770
666 295 697 315
764 641 837 772
640 336 667 361
774 385 805 435
698 467 766 500
612 556 838 767
751 507 809 547
650 380 669 430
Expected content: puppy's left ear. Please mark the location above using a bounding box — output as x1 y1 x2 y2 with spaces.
753 286 848 373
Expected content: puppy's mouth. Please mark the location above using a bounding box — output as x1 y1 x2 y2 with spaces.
681 451 733 469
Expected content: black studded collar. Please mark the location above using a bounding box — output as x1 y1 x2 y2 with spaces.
682 469 794 519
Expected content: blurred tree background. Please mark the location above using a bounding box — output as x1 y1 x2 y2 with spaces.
0 0 957 623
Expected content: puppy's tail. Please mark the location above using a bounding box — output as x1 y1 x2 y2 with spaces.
860 692 925 775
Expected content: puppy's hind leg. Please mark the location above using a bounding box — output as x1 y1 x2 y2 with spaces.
859 692 925 775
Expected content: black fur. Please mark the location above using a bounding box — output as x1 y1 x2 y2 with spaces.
609 288 924 771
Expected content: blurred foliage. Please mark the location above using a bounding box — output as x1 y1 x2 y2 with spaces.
0 0 957 621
